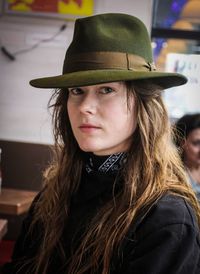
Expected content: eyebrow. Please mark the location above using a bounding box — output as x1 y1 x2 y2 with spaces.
68 82 123 90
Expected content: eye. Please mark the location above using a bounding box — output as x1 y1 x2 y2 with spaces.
100 86 114 94
68 87 83 95
191 140 200 146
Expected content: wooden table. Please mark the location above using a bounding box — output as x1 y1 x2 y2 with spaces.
0 219 7 240
0 188 38 215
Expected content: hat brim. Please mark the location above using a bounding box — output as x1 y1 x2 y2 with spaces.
29 69 187 90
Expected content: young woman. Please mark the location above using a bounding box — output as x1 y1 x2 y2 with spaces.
175 113 200 201
2 13 200 274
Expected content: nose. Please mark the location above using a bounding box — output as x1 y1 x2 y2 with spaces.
79 92 97 115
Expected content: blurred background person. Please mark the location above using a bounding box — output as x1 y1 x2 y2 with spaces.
175 113 200 201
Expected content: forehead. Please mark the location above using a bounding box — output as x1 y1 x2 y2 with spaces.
188 128 200 139
68 81 126 90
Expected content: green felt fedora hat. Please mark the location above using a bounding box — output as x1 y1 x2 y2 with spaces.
30 13 187 89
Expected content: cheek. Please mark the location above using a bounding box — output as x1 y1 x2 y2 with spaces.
67 101 70 115
67 102 75 124
185 144 198 156
190 146 200 154
123 100 136 131
105 102 135 133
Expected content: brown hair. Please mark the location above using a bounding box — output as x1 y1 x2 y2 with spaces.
29 81 200 274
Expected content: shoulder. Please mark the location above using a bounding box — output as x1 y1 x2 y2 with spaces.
119 194 200 274
134 194 200 240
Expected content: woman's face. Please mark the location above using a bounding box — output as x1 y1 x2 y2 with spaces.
67 82 136 155
183 128 200 167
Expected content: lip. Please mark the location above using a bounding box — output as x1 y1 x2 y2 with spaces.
79 124 101 132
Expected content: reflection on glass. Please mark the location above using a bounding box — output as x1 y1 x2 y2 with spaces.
152 0 200 119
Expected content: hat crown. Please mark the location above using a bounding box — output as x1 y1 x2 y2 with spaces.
65 13 153 63
30 13 187 90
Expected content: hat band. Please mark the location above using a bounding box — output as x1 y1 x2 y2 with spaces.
63 51 156 73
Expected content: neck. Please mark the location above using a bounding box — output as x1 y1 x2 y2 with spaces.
83 152 127 174
186 165 200 184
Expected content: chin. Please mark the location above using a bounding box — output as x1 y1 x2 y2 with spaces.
81 148 93 153
79 144 100 153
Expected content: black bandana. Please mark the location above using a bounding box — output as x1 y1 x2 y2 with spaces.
72 152 126 204
85 152 127 174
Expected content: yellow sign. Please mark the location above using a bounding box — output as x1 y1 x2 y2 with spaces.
7 0 94 16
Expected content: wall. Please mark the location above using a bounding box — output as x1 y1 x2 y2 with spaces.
0 0 153 145
0 1 154 240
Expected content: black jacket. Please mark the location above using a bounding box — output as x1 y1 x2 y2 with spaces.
2 161 200 273
119 194 200 273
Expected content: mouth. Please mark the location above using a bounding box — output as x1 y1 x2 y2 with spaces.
79 124 101 132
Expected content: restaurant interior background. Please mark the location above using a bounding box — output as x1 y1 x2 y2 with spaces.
0 0 200 262
152 0 200 121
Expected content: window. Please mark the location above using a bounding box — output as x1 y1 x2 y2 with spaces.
151 0 200 119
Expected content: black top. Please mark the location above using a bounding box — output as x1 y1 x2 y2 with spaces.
2 153 200 274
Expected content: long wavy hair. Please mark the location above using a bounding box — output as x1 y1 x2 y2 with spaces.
29 80 200 274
